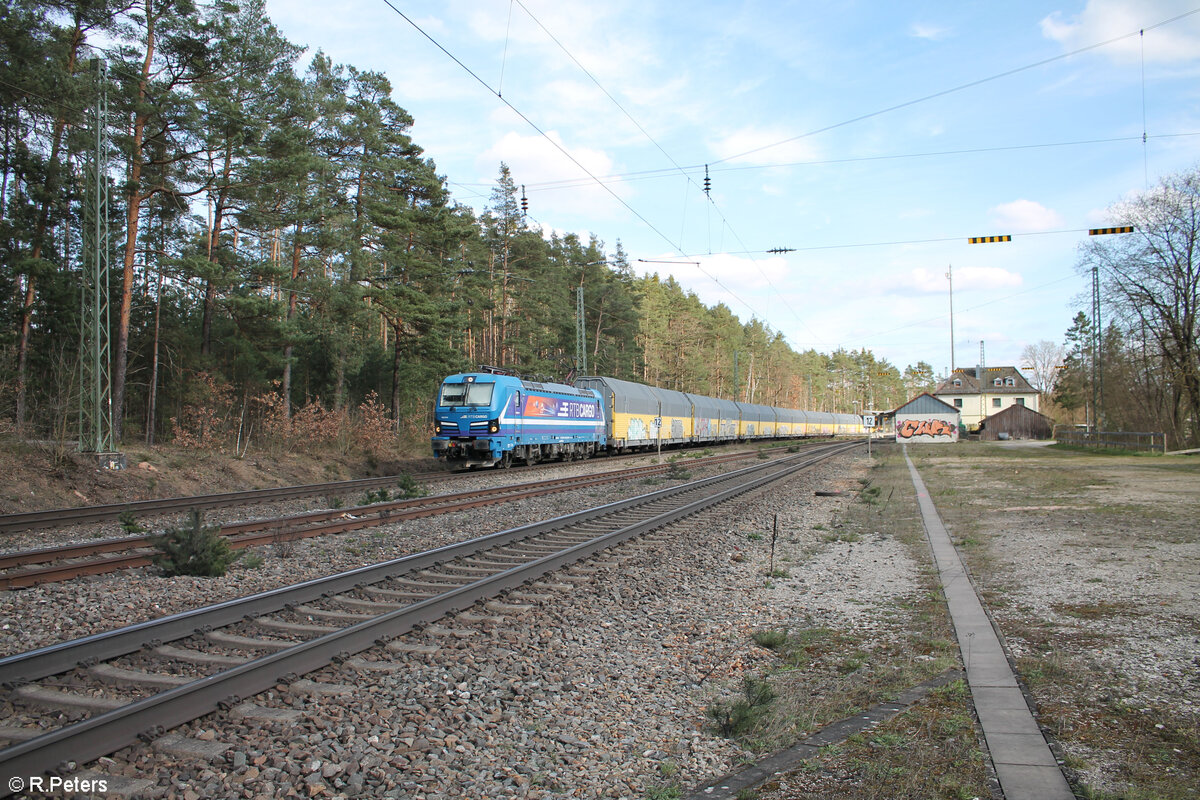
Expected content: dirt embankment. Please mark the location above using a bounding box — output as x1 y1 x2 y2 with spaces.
0 439 434 515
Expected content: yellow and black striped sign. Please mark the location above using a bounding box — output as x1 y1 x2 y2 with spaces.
968 235 1011 244
1088 226 1134 236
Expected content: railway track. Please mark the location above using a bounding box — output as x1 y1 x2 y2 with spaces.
0 440 860 789
0 472 445 535
0 448 786 589
0 442 816 536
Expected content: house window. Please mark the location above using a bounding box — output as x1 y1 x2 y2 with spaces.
953 398 962 408
993 378 1002 386
992 397 1002 407
1005 377 1016 386
1016 397 1025 406
953 379 961 387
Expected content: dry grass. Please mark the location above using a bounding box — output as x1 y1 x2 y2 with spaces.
911 441 1200 800
741 444 990 800
756 680 987 800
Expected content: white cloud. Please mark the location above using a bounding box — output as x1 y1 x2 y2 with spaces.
903 266 1023 294
476 130 627 217
910 22 951 41
989 199 1065 233
709 126 822 166
1041 0 1200 64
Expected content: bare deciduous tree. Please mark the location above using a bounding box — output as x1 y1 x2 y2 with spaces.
1079 167 1200 447
1020 340 1065 395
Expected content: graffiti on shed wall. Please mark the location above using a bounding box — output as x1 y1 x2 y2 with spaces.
896 418 956 440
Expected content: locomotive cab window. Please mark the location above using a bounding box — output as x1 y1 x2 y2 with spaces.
439 382 494 407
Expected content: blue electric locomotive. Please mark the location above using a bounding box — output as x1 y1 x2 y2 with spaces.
432 371 606 468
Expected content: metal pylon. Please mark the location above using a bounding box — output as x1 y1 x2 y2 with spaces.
576 285 587 375
79 58 115 456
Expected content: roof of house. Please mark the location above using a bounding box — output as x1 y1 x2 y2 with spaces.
893 392 960 416
980 403 1053 426
933 366 1036 396
978 402 1054 440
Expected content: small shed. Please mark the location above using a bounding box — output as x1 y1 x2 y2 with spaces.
978 403 1053 441
893 393 960 443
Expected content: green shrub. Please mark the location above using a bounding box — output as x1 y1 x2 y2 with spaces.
395 473 424 498
707 676 777 738
118 511 146 534
360 488 390 505
666 457 691 480
151 510 241 577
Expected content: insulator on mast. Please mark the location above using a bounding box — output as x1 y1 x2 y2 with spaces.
520 185 528 216
703 165 711 196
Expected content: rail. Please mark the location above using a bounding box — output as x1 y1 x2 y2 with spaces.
0 449 765 588
0 442 862 786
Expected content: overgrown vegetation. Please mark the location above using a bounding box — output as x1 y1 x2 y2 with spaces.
665 456 692 480
118 511 145 535
150 509 241 577
756 679 986 800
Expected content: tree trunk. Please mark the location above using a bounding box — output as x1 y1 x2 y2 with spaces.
115 0 157 444
201 146 234 356
146 265 162 445
281 233 301 418
391 320 402 424
14 278 34 434
14 23 83 435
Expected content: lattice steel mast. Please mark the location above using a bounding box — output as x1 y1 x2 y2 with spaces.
79 59 121 466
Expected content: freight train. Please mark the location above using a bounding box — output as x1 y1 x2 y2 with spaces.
431 369 866 468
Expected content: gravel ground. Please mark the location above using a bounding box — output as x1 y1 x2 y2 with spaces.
0 452 734 657
915 446 1200 713
910 443 1200 798
0 448 938 798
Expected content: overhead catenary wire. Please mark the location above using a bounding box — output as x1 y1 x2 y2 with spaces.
708 6 1200 167
377 0 766 324
507 0 788 333
486 132 1200 193
830 273 1081 352
501 3 826 343
681 226 1104 257
378 2 1200 359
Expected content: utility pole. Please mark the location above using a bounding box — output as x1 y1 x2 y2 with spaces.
946 264 955 372
1085 225 1133 433
1092 264 1101 433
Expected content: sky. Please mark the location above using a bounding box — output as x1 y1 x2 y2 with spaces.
263 0 1200 377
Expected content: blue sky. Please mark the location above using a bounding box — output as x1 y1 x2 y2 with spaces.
264 0 1200 375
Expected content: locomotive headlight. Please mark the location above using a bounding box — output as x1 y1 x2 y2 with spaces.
488 419 500 433
435 422 443 434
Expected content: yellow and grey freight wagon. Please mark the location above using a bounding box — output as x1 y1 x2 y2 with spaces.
774 407 810 437
575 376 693 452
803 410 832 436
833 412 864 435
734 401 776 439
685 392 739 443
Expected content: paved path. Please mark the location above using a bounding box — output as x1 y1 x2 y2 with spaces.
905 448 1075 800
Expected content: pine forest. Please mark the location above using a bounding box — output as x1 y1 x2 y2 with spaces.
1 0 937 457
